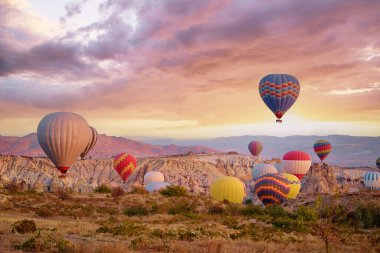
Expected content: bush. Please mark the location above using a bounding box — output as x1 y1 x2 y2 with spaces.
124 205 149 216
11 219 37 234
160 186 187 197
96 221 145 236
264 204 289 219
208 204 225 215
111 187 125 198
352 202 380 229
130 186 149 195
36 207 54 218
168 198 197 215
241 205 264 217
56 189 71 201
94 185 112 193
13 237 42 251
297 205 318 222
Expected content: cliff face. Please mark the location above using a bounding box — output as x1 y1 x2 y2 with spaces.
0 155 370 195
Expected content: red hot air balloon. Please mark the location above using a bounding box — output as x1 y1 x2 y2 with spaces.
282 151 311 180
248 141 263 156
259 74 300 123
113 153 137 181
313 140 332 161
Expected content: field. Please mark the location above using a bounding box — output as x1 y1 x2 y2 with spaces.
0 186 379 253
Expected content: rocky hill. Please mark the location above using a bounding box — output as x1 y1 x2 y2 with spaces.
0 154 373 197
0 133 220 158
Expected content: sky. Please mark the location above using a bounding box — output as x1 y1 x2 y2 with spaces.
0 0 379 139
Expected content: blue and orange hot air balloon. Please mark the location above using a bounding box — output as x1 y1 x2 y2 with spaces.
253 173 290 206
113 153 137 181
259 74 300 123
313 140 332 162
248 141 263 157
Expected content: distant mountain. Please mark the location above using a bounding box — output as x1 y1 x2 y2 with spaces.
0 133 220 158
138 135 380 167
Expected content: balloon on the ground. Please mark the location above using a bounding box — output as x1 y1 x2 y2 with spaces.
144 171 164 185
376 157 380 169
313 140 332 161
363 171 380 190
113 153 137 181
281 173 301 199
252 164 278 181
37 112 91 174
282 151 311 180
259 74 300 123
253 173 290 206
248 141 263 156
145 181 171 192
80 126 98 159
274 163 283 174
210 176 245 204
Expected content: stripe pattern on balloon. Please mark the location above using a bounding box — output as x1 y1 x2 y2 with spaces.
113 153 137 181
253 173 290 206
313 140 332 161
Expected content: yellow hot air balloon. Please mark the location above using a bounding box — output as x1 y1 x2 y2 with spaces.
210 176 245 204
281 173 301 199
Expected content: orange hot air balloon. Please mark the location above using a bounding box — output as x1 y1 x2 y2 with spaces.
113 153 137 181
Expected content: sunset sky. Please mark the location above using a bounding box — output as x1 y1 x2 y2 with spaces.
1 0 379 138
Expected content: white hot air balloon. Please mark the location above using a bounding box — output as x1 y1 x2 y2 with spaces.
282 151 311 180
145 182 171 193
37 112 91 174
252 164 278 181
144 171 165 185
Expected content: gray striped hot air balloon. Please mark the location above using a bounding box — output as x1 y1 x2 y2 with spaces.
80 126 98 159
37 112 91 174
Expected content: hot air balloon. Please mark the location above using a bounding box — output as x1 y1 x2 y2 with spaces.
113 153 137 181
144 171 164 185
259 74 300 123
248 141 263 156
313 140 332 162
80 126 98 159
274 163 283 174
253 174 290 206
282 151 311 180
37 112 91 174
376 157 380 169
281 173 301 199
210 176 245 204
145 181 171 193
363 171 380 190
252 164 278 181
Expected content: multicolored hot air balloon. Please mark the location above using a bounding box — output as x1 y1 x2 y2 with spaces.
253 174 290 206
113 153 137 181
363 171 380 190
376 157 380 169
80 126 98 159
281 173 301 199
282 151 311 180
313 140 332 161
37 112 91 174
210 176 245 204
248 141 263 156
144 171 164 185
259 74 300 123
252 164 278 181
145 181 171 193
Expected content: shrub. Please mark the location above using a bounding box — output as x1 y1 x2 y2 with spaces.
96 221 145 236
178 228 198 241
241 205 264 217
297 205 318 222
123 205 149 216
264 204 289 219
13 237 42 251
36 207 54 218
94 185 112 193
56 188 71 201
352 202 380 229
160 185 187 197
129 237 147 251
208 204 225 215
168 198 197 215
11 219 37 234
111 187 125 198
130 186 148 195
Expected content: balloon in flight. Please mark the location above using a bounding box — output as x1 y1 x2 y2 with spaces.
113 153 137 181
282 151 311 180
259 74 300 123
37 112 91 174
80 126 98 159
313 140 332 161
248 141 263 156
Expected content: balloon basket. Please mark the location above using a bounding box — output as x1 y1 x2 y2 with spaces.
276 119 282 123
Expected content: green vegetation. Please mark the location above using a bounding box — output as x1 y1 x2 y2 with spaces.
94 184 112 193
160 185 188 197
11 219 37 234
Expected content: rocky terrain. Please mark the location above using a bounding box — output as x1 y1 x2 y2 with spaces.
0 154 373 197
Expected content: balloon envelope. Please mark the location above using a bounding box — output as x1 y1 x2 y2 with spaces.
37 112 91 174
253 173 290 206
281 173 301 199
282 151 311 180
252 164 278 181
363 171 380 190
259 74 300 123
113 153 137 181
80 126 98 159
313 140 332 161
210 176 245 204
145 181 171 192
248 141 263 156
144 171 165 185
376 157 380 169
